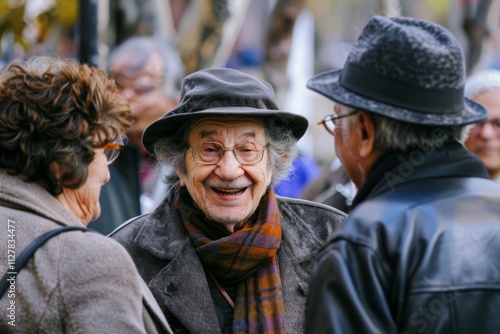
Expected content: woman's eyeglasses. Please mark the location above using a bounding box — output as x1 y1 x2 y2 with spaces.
102 135 127 164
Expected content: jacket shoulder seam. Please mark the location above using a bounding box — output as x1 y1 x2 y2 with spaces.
277 196 348 218
107 213 149 237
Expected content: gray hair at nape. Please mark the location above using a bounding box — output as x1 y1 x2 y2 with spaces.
152 117 299 188
341 104 469 151
107 36 185 99
465 69 500 99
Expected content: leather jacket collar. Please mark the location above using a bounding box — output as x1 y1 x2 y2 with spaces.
351 141 490 209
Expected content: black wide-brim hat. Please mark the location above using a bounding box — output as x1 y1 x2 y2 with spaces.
307 16 487 126
142 68 308 154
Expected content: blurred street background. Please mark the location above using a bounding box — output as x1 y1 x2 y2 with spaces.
1 0 499 166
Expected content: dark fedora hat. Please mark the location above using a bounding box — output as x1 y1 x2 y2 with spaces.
307 15 487 126
142 67 308 154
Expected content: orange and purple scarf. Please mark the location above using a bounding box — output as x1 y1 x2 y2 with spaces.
176 186 286 334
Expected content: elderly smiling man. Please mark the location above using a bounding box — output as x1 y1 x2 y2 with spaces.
110 68 346 334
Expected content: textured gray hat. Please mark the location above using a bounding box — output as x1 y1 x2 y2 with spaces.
142 67 308 153
307 15 487 126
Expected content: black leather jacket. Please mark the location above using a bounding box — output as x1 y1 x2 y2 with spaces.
305 142 500 333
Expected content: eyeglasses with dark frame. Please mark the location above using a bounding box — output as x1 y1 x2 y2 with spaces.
318 110 359 135
187 141 269 165
102 135 127 164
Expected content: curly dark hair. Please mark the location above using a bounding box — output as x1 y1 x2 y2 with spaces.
0 57 133 195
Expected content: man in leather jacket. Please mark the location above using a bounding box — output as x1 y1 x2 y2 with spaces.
304 16 500 333
110 68 346 334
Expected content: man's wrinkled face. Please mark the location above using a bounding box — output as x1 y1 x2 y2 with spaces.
110 51 175 147
333 104 364 188
178 117 273 232
465 89 500 180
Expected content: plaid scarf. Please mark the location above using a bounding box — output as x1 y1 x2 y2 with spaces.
176 186 286 334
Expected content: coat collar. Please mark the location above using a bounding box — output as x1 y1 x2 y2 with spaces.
351 141 490 208
0 171 83 227
134 188 191 259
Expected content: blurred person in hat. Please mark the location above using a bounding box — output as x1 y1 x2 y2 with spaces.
88 36 184 235
304 16 500 333
110 67 346 334
464 69 500 182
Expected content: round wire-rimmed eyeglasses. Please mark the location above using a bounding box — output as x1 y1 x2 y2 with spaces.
318 110 359 135
102 135 127 164
187 141 269 165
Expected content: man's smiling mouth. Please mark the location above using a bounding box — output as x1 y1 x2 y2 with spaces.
212 187 247 195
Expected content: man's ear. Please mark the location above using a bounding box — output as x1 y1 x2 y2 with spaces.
357 111 376 159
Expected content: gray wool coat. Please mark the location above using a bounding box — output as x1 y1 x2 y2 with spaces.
110 188 347 334
0 171 173 334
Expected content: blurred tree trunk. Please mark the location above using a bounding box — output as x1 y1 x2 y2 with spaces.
211 0 252 68
262 0 306 95
175 0 229 74
462 0 494 74
110 0 158 46
151 0 176 38
376 0 402 16
79 0 99 67
175 0 311 88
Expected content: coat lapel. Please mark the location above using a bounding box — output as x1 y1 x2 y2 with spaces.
132 196 222 334
148 242 221 334
278 221 310 334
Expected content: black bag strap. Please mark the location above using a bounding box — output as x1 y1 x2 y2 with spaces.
0 226 95 298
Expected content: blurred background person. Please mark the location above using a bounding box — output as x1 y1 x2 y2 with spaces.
465 69 500 182
0 56 172 333
88 36 185 234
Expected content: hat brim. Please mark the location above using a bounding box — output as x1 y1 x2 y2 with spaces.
307 69 488 126
142 106 309 154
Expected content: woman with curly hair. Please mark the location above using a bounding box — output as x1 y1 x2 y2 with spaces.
0 57 172 333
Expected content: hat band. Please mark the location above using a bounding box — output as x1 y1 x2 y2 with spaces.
339 63 464 114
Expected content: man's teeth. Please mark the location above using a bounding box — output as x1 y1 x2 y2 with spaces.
214 188 245 195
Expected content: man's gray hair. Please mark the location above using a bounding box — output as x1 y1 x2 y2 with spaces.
465 69 500 99
153 117 299 187
343 105 468 151
107 36 184 99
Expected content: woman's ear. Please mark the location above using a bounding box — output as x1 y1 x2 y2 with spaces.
357 111 376 159
177 168 186 186
49 161 63 178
